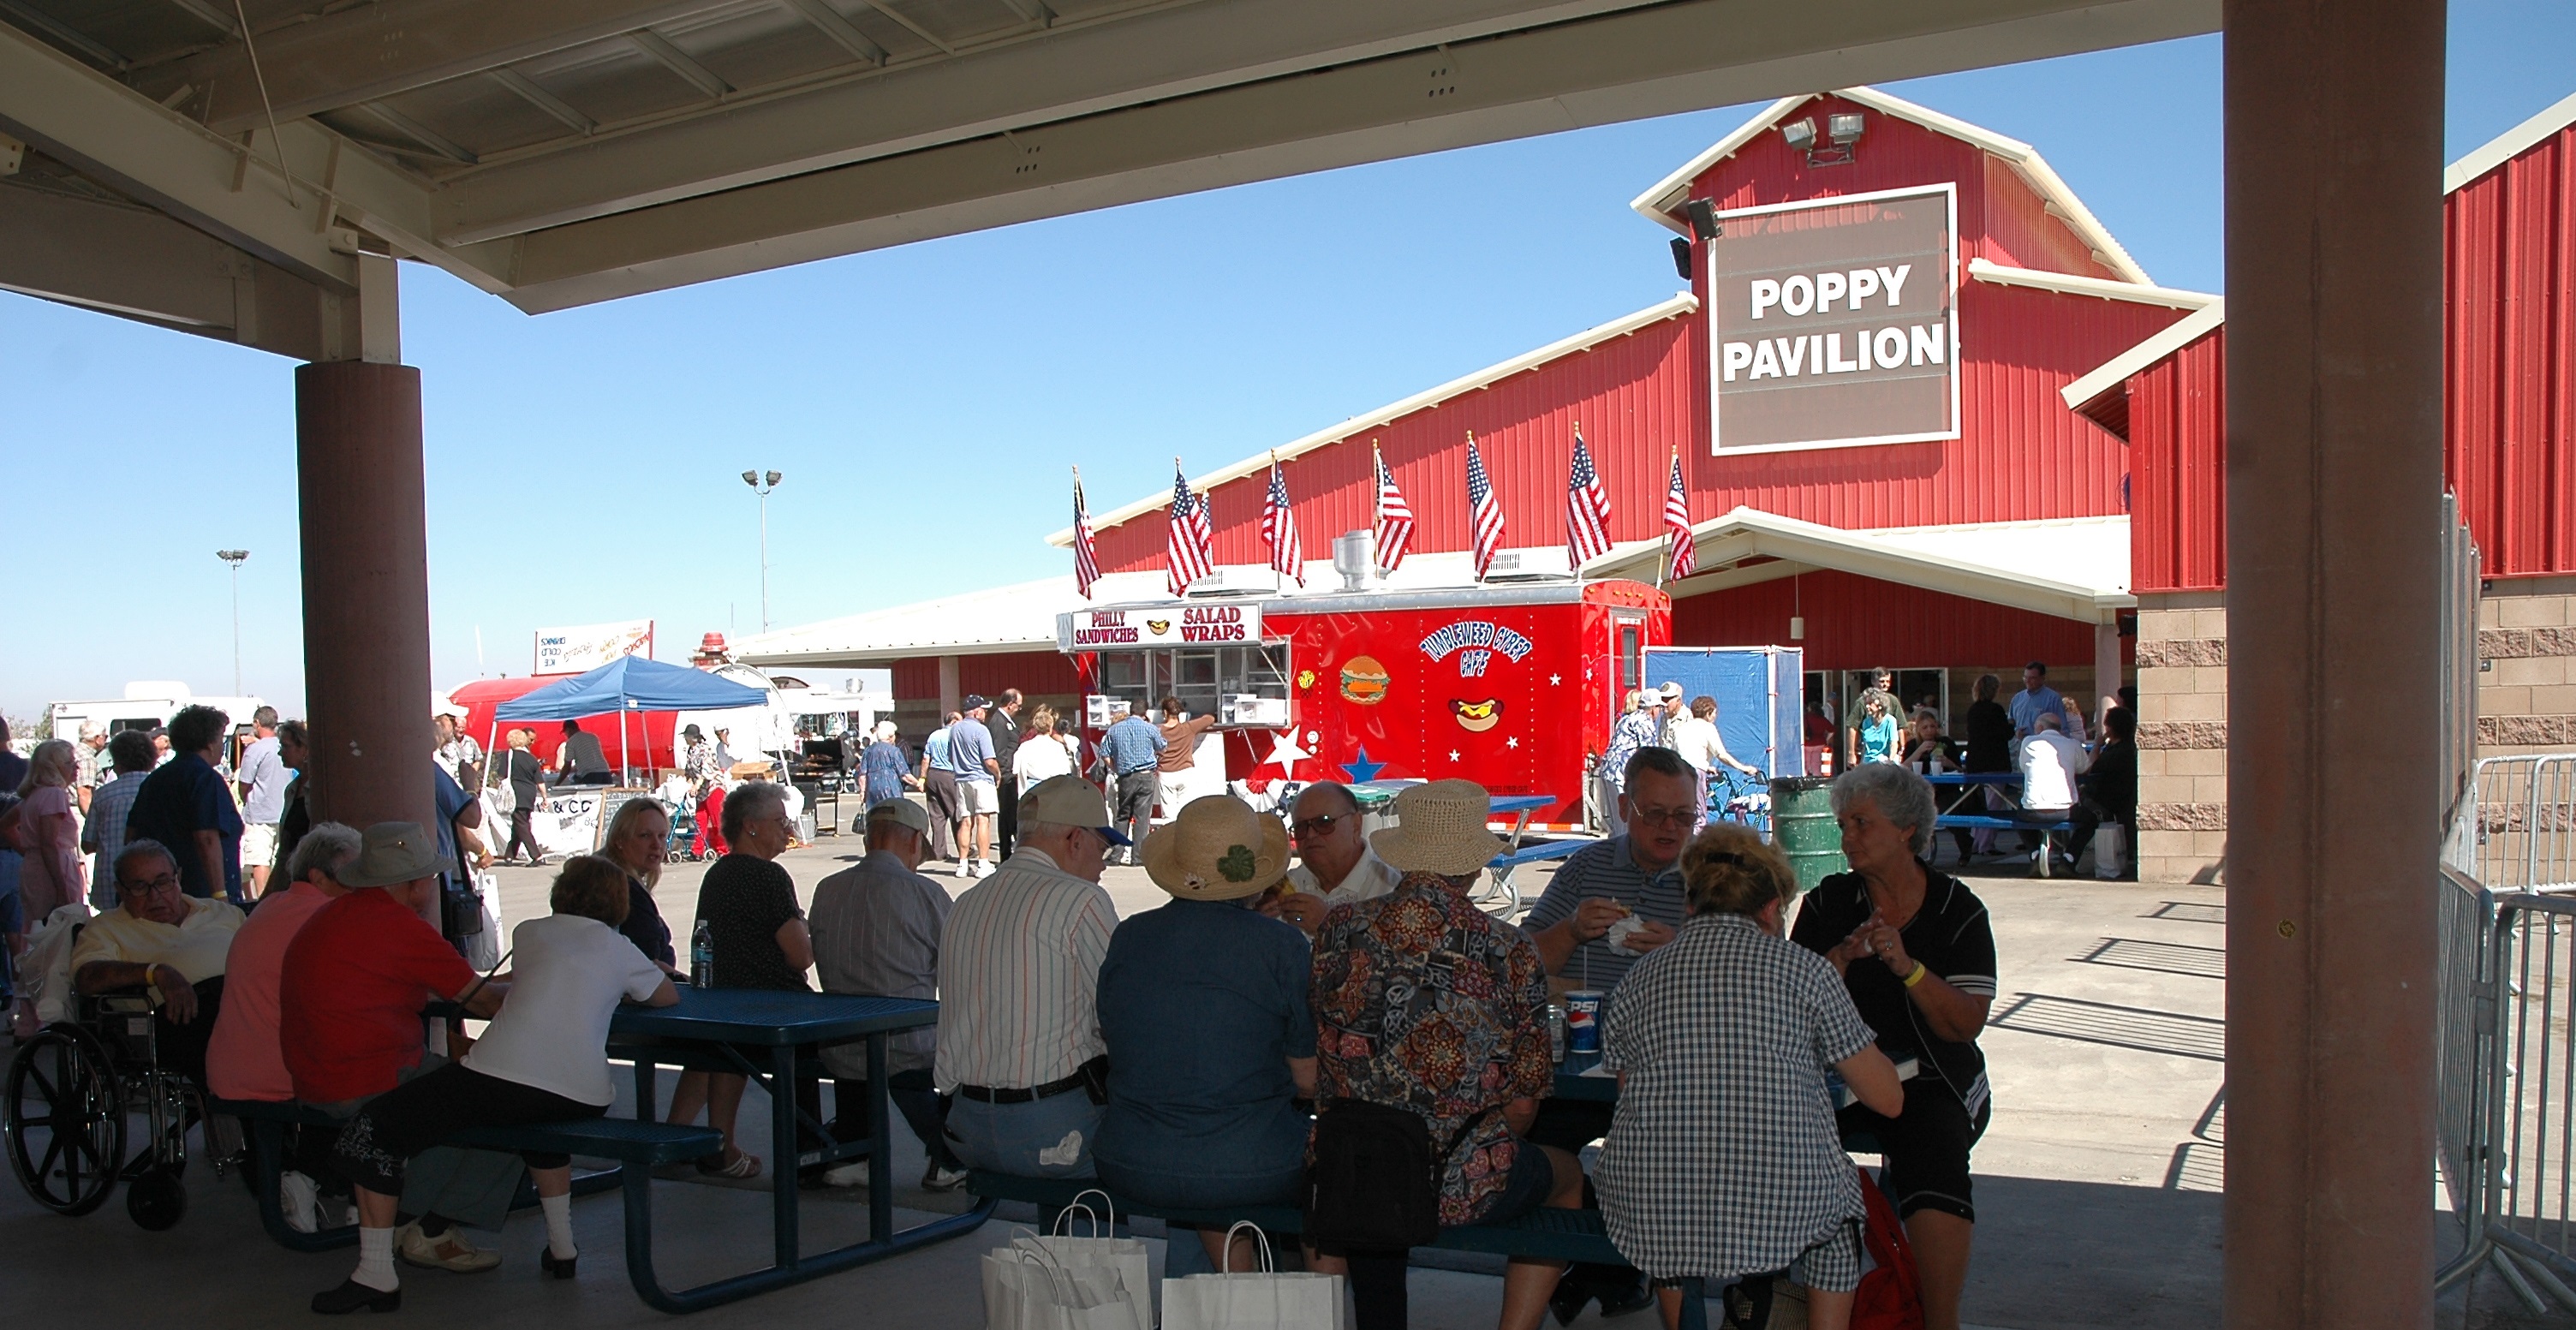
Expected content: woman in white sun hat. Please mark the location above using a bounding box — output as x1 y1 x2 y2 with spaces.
1095 795 1312 1274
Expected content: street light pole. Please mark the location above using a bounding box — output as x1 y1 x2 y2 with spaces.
741 470 782 631
217 549 249 694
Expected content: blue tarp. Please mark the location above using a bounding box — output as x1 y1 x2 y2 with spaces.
493 655 768 720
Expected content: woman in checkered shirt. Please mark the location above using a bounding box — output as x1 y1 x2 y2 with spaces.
1595 824 1903 1330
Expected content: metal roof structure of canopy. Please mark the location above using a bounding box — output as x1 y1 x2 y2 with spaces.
0 0 2216 346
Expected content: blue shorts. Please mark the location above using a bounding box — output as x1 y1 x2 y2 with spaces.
1460 1141 1557 1226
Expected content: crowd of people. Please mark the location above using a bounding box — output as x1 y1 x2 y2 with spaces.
0 688 2018 1330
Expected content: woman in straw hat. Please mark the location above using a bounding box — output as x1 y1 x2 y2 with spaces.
1096 795 1313 1273
1306 779 1588 1330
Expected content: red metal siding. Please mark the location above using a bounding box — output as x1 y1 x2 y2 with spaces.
2448 118 2576 577
1670 569 2102 669
888 650 1081 706
2126 330 2228 593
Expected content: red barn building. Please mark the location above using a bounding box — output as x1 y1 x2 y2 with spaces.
2064 89 2576 885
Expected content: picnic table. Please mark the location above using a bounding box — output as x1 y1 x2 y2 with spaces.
608 988 995 1312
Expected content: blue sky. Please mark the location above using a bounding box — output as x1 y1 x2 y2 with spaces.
5 3 2572 719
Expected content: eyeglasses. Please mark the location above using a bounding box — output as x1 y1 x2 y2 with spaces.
118 872 182 897
1290 814 1348 838
1627 806 1698 828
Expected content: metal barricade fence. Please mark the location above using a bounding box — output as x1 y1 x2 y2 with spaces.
2466 755 2576 894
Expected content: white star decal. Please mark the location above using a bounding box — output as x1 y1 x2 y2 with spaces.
1548 674 1562 687
1264 729 1310 774
1449 749 1461 762
1506 737 1519 749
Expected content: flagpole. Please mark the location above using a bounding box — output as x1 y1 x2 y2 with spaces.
1270 450 1284 594
1467 430 1482 585
1658 449 1673 590
1371 440 1383 579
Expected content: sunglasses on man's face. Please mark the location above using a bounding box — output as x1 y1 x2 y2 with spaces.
1627 805 1698 828
1290 814 1348 839
119 872 182 897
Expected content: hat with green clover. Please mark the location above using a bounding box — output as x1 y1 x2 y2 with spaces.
1140 795 1289 902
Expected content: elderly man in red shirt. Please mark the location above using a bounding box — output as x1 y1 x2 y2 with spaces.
280 821 513 1283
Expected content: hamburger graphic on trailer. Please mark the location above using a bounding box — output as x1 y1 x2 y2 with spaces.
1339 657 1390 705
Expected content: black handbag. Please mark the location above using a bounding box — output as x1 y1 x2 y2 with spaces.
1303 1099 1493 1250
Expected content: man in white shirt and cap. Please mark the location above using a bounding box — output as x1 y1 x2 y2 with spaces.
1266 781 1402 935
2015 711 2093 868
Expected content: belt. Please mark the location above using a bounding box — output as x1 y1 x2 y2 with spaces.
1115 766 1157 778
956 1070 1091 1104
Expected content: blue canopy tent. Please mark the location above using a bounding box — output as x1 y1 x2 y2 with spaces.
494 655 770 784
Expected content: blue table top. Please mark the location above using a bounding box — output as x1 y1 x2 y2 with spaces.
1921 771 2021 784
1349 779 1556 813
608 987 938 1047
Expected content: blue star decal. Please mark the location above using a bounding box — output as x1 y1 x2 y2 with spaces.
1339 745 1388 784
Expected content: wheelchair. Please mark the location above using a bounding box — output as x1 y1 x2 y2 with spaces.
3 986 220 1230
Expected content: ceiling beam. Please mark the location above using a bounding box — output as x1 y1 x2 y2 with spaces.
854 0 956 55
627 27 734 99
483 0 2217 310
778 0 887 66
132 0 748 134
0 21 512 299
432 0 1689 244
488 68 599 134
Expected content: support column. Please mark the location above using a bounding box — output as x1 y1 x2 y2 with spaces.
938 655 962 717
2222 1 2444 1326
2094 619 2124 716
295 359 433 840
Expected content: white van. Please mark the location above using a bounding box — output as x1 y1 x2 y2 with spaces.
48 681 271 752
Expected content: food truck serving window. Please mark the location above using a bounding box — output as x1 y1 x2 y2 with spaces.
1095 643 1291 727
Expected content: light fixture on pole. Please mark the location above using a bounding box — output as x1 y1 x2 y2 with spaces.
217 549 249 694
741 469 782 631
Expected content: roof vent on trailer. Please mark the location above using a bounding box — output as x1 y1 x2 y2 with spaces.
1332 530 1376 592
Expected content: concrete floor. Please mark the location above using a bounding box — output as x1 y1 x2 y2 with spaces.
0 829 2519 1327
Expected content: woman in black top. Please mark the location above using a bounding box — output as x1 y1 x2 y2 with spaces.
499 731 549 867
1956 674 2015 862
1790 761 1995 1330
663 780 813 1178
599 796 682 973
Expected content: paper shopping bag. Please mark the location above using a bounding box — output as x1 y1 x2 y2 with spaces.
982 1243 1140 1330
1161 1222 1347 1330
1011 1191 1155 1330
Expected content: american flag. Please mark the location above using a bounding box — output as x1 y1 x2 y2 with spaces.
1166 462 1213 595
1464 432 1506 582
1261 453 1303 585
1565 428 1614 569
1662 454 1696 581
1372 443 1413 574
1071 468 1101 599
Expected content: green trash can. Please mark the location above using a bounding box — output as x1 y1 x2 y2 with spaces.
1769 775 1846 895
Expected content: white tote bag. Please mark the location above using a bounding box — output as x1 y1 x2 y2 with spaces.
983 1241 1140 1330
1011 1192 1154 1330
2093 824 2128 880
1162 1222 1348 1330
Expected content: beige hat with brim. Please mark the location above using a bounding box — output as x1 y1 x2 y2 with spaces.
866 798 930 836
1369 779 1507 878
339 820 444 889
1140 796 1290 902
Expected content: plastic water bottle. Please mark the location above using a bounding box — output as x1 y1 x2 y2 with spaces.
691 921 714 989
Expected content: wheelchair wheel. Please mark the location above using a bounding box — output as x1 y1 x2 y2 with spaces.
4 1025 127 1217
126 1165 188 1231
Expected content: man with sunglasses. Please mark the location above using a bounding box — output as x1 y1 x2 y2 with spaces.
1515 746 1700 1325
70 838 244 1084
1268 782 1401 935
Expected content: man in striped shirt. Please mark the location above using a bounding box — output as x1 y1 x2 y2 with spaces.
934 775 1133 1178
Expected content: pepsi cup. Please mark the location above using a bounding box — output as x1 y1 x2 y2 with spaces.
1565 990 1604 1056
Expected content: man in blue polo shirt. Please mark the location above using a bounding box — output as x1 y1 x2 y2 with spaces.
1517 744 1700 1322
2007 660 2067 739
1094 707 1166 866
945 698 1001 879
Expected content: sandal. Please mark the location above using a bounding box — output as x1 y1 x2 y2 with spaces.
695 1149 760 1179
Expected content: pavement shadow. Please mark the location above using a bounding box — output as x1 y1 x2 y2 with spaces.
1963 1174 2222 1330
1989 993 2227 1061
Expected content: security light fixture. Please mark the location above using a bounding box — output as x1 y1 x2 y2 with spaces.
742 470 784 630
1785 110 1863 167
217 550 249 694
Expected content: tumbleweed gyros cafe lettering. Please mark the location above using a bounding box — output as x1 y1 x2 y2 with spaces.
1064 605 1261 647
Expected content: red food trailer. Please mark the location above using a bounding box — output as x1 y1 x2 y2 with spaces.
1058 579 1672 832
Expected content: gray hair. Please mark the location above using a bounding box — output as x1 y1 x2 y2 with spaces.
1829 763 1939 858
285 821 363 886
113 838 180 886
720 779 788 844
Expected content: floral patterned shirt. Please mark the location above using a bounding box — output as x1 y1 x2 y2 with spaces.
1310 872 1555 1226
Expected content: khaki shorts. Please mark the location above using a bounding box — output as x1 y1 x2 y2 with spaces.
958 779 999 816
240 822 280 869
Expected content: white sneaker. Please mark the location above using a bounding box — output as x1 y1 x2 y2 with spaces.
921 1163 969 1191
821 1160 870 1188
281 1170 320 1234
